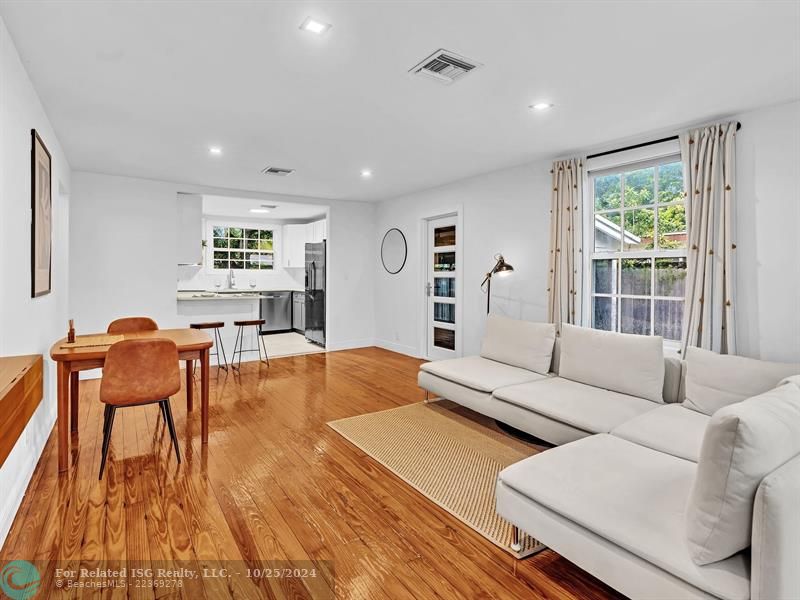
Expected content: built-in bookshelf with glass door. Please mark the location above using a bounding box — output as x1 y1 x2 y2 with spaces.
427 217 458 359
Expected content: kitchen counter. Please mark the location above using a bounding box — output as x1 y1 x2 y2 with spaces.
177 292 266 301
177 289 303 301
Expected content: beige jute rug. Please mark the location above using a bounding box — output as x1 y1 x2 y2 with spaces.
327 400 546 558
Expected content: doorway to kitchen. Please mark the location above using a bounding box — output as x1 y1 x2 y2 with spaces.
176 193 329 362
423 212 463 360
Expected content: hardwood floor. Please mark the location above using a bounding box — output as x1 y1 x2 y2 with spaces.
1 347 624 599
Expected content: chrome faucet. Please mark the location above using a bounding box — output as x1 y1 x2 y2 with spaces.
227 268 236 289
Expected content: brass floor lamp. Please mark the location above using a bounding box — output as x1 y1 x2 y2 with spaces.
481 254 514 314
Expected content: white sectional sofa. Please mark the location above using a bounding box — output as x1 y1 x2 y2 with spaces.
417 315 800 600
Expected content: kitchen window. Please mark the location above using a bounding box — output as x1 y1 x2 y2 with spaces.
589 156 687 341
211 225 274 270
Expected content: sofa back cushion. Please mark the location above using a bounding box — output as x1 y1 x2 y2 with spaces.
480 315 555 375
558 324 665 403
686 378 800 565
683 347 800 415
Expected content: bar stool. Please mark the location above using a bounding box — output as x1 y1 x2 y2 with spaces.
231 319 270 370
189 321 228 371
99 338 181 479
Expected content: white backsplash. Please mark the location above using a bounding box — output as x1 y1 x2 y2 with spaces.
177 264 305 291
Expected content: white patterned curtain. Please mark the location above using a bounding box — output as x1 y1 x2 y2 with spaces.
547 159 584 334
679 122 737 355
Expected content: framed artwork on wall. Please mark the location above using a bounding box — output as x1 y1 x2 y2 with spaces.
31 129 52 297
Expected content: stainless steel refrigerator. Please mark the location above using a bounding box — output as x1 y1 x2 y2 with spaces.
305 241 326 347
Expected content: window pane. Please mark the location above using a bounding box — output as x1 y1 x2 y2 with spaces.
229 238 243 249
594 174 621 211
434 277 455 298
213 259 227 269
655 299 684 341
623 208 654 251
593 259 617 294
246 239 259 250
593 296 615 331
230 251 243 261
229 228 243 239
658 162 684 204
245 229 259 240
620 298 651 335
230 260 244 269
434 252 455 271
259 230 272 240
623 167 654 207
655 257 687 297
434 225 456 247
657 205 687 249
213 251 228 261
621 258 651 295
258 240 274 251
433 302 455 324
433 327 455 351
213 227 227 238
594 212 622 252
213 238 228 249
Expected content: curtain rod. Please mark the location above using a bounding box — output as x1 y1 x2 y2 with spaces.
586 122 742 160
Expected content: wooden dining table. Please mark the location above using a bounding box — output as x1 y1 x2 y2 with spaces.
50 328 213 472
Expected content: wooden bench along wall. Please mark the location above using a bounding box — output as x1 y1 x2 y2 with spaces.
0 355 44 466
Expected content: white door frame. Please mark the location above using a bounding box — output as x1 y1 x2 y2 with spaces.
418 207 464 359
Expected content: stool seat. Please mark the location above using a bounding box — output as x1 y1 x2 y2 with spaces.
234 319 265 327
190 321 225 329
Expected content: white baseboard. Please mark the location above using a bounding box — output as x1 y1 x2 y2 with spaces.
325 338 375 352
373 339 423 358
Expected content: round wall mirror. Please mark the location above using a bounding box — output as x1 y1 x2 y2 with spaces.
381 228 407 274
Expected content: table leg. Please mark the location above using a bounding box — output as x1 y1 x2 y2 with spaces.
57 361 70 472
186 360 194 412
70 371 80 435
201 348 209 444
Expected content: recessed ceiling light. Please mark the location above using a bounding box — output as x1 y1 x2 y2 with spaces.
300 17 331 35
209 146 222 155
529 102 554 111
360 169 372 178
250 208 271 214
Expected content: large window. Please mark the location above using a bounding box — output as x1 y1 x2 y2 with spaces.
589 157 687 341
211 225 274 270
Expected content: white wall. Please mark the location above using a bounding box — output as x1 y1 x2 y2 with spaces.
69 172 376 353
0 17 71 547
733 100 800 362
374 162 552 357
374 100 800 364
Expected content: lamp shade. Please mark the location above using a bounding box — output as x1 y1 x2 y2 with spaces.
492 255 514 275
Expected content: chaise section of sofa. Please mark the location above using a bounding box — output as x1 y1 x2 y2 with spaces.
496 434 751 600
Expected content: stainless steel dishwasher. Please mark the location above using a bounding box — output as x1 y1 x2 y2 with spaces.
259 291 293 333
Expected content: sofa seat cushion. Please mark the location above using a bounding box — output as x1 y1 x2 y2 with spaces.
419 356 546 393
498 435 750 600
611 404 709 462
493 377 658 434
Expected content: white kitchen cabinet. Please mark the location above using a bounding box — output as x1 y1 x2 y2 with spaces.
176 193 203 265
282 224 306 268
307 219 327 243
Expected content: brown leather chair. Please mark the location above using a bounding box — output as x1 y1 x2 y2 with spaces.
107 316 159 334
98 338 181 479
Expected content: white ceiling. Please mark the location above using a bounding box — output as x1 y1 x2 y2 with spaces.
2 1 798 202
201 195 327 221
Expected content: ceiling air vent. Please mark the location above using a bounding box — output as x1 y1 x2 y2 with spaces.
409 49 481 85
261 166 295 176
